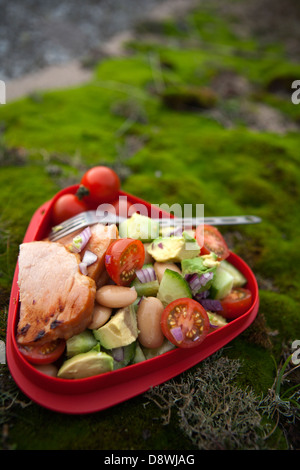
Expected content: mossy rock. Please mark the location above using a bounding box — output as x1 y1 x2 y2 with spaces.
266 74 299 95
160 85 218 111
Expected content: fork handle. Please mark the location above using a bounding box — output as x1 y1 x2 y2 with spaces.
49 213 261 241
193 215 261 226
107 215 262 226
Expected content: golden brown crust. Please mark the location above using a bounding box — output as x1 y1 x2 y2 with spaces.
17 241 96 346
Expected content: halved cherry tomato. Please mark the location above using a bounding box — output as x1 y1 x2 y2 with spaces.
195 224 229 261
52 194 88 225
105 238 145 286
160 298 210 348
220 287 252 320
18 339 66 365
78 166 121 208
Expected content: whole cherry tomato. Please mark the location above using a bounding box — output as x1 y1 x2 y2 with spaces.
52 194 88 225
78 166 121 208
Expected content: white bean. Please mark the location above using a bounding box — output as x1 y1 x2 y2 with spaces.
137 297 165 349
95 285 137 309
154 262 182 283
88 303 112 329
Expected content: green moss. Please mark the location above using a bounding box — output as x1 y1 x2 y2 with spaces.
160 84 217 110
0 164 58 289
0 86 120 163
259 290 300 353
7 394 194 450
225 338 276 394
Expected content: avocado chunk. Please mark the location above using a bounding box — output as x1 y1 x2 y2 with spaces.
118 212 160 242
207 312 227 329
57 345 113 379
93 304 138 349
66 329 98 358
147 231 200 263
142 339 176 360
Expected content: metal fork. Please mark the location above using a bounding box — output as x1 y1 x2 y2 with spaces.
48 210 261 242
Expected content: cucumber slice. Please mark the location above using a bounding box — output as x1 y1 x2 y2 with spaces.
220 260 247 287
157 268 192 307
131 278 159 297
210 266 234 300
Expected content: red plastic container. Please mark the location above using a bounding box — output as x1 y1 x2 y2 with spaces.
6 186 259 414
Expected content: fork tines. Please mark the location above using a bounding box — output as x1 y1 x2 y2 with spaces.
49 211 97 241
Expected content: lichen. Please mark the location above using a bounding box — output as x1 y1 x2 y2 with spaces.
145 352 270 450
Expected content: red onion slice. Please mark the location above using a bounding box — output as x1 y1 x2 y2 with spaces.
186 271 214 295
82 250 98 266
70 226 92 253
105 254 112 264
194 290 210 300
79 262 88 275
199 299 223 312
135 266 157 284
170 326 183 343
112 347 124 362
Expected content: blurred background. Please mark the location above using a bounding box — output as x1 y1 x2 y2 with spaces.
0 0 167 79
0 0 300 451
0 0 299 79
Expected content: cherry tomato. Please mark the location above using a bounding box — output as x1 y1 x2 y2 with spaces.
105 238 145 286
220 287 252 320
78 166 121 207
18 339 66 365
160 298 210 348
195 224 229 261
52 194 88 225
